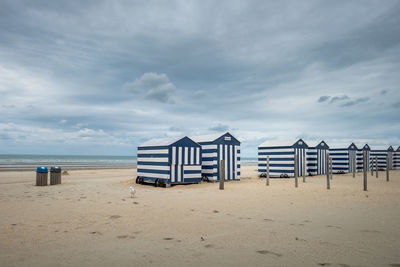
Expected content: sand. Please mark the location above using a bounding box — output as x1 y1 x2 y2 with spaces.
0 166 400 267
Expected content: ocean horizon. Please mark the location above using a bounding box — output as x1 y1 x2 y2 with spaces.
0 154 258 171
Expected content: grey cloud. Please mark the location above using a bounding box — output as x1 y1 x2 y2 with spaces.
330 95 349 104
392 102 400 108
209 123 229 132
318 96 330 103
341 97 370 107
124 72 176 103
380 89 387 95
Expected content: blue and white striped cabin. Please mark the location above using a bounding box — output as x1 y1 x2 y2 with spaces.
329 143 357 173
356 144 370 172
192 132 240 181
137 136 202 185
307 141 329 175
370 146 393 170
258 139 308 178
394 146 400 170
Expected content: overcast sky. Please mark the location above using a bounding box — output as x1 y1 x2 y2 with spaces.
1 0 399 156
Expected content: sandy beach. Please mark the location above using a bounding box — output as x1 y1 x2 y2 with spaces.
0 166 399 266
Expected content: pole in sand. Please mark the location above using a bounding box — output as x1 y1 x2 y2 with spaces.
352 157 356 178
219 160 225 190
326 152 330 190
266 156 270 186
363 151 368 191
294 153 298 188
376 156 378 178
303 153 306 183
386 155 389 182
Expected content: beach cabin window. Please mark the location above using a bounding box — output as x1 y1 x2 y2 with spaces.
298 141 303 145
321 143 325 146
224 136 231 141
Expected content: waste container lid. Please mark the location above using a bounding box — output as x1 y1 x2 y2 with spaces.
50 166 62 173
36 166 48 173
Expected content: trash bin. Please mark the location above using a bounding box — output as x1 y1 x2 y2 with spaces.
36 166 48 186
50 166 62 185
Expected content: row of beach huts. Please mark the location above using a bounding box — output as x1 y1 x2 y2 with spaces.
136 132 400 186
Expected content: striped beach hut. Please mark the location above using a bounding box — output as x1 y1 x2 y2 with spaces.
137 136 202 186
329 143 357 173
307 141 329 175
356 144 370 172
258 139 308 178
192 132 240 181
394 146 400 170
370 146 393 170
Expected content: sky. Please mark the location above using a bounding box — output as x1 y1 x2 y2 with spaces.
0 0 399 157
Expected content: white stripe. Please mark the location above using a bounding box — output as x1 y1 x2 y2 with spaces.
137 165 170 171
190 148 194 165
184 173 202 179
137 149 168 154
225 145 228 179
184 147 188 165
178 147 182 165
203 152 217 158
202 144 218 150
171 164 175 182
184 165 202 171
202 169 214 174
196 148 200 164
177 164 181 182
230 145 233 180
269 166 294 170
234 146 238 179
172 147 176 165
137 172 169 179
138 157 168 162
203 160 217 166
258 148 293 153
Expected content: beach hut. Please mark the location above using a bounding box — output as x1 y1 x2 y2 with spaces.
191 132 240 181
258 139 308 178
329 143 357 173
306 141 329 175
394 146 400 170
369 146 394 171
356 144 370 172
137 136 202 186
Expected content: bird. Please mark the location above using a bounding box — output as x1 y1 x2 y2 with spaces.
130 186 136 198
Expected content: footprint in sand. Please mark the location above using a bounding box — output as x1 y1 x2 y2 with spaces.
213 210 219 213
163 237 174 240
264 218 274 222
117 235 128 239
90 231 102 235
204 244 215 248
361 229 381 234
256 250 282 257
390 264 400 267
109 215 122 219
317 263 331 266
326 225 341 229
133 202 139 204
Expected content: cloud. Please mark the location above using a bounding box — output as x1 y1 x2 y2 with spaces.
392 102 400 108
380 89 387 95
341 97 370 107
330 95 349 103
208 123 229 132
318 96 330 102
124 72 176 103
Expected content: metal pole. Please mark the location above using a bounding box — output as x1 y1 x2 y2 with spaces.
326 152 330 190
376 156 378 178
371 156 374 176
386 155 389 182
363 151 367 191
303 152 306 183
219 160 225 190
352 157 356 178
266 156 270 186
294 153 298 188
329 157 333 180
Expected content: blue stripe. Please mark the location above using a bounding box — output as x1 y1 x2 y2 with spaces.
258 152 294 155
184 170 202 174
137 169 170 174
137 161 169 166
138 154 169 158
138 146 169 150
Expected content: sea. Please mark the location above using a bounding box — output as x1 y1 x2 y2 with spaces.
0 154 258 171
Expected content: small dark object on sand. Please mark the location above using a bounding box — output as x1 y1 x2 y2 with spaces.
62 170 69 175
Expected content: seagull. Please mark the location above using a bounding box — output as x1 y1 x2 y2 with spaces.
130 186 136 198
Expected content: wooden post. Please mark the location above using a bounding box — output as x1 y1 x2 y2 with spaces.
329 157 333 180
386 155 389 182
294 154 298 188
363 151 367 191
303 153 306 183
219 160 225 190
326 152 330 190
371 157 374 176
352 157 356 178
266 156 270 186
376 156 378 178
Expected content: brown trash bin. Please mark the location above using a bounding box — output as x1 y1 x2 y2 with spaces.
36 167 48 186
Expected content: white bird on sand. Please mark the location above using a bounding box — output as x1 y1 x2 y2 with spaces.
130 186 136 198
